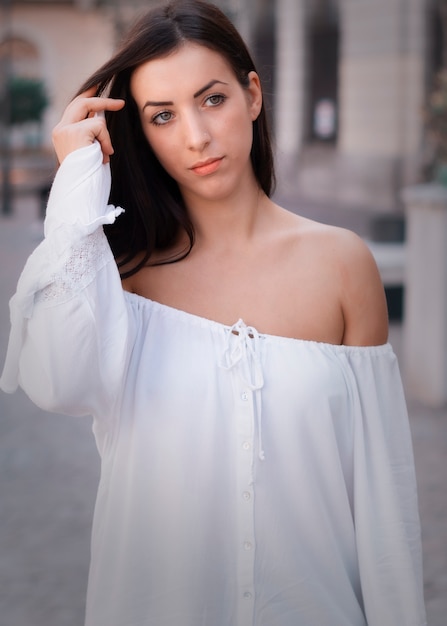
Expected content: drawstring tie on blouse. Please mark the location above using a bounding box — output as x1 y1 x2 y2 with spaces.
220 319 265 461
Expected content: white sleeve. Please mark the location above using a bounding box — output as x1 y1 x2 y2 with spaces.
344 347 426 625
0 141 129 419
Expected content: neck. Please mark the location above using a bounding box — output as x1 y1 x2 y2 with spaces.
182 179 271 253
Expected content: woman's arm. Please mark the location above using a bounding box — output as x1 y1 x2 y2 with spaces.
337 229 389 346
1 93 130 419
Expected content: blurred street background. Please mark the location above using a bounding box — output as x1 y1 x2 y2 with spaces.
1 0 447 625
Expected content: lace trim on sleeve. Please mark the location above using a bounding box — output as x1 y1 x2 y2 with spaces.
36 228 114 306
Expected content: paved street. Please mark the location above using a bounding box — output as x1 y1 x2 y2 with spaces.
0 192 446 625
0 196 99 626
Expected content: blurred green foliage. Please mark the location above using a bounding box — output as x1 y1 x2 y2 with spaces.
1 76 49 125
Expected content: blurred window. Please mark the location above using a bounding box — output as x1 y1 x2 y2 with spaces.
307 5 339 144
0 37 40 78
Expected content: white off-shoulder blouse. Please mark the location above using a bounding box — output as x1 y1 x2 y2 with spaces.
0 142 426 626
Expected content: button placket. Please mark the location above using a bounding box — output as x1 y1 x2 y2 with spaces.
219 320 264 625
235 384 256 624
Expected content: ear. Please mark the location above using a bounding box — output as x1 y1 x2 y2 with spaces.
246 71 263 121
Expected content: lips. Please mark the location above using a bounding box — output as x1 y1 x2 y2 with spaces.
190 157 223 176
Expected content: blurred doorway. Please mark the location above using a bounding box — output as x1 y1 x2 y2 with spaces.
308 2 340 143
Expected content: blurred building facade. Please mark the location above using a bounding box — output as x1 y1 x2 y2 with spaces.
0 0 117 148
274 0 442 214
0 0 443 213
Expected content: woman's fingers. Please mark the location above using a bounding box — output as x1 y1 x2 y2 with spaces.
52 117 108 164
61 93 125 124
52 92 125 164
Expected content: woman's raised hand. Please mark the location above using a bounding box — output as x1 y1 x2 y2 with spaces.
52 87 125 164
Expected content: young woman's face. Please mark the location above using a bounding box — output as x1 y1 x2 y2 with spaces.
130 43 262 204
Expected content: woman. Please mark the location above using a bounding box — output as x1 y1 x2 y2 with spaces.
0 1 426 625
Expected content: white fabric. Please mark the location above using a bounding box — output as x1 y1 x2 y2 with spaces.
0 142 426 626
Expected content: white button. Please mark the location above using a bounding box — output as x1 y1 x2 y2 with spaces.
243 591 252 599
242 441 251 451
244 541 252 550
242 491 251 501
241 391 249 401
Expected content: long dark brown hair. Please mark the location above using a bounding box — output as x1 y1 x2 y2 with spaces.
77 0 276 277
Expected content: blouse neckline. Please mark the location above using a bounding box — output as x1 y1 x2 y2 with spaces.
123 290 392 355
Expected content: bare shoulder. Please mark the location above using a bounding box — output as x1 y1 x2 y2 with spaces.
314 221 378 271
274 209 389 346
273 207 372 265
315 222 389 346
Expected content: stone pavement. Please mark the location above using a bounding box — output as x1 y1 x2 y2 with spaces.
0 192 446 625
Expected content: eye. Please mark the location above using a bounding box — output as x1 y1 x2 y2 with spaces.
204 94 226 107
151 110 173 126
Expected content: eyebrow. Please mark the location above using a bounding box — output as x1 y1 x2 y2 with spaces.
141 79 228 111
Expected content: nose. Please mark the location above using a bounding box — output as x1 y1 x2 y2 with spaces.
183 110 210 152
